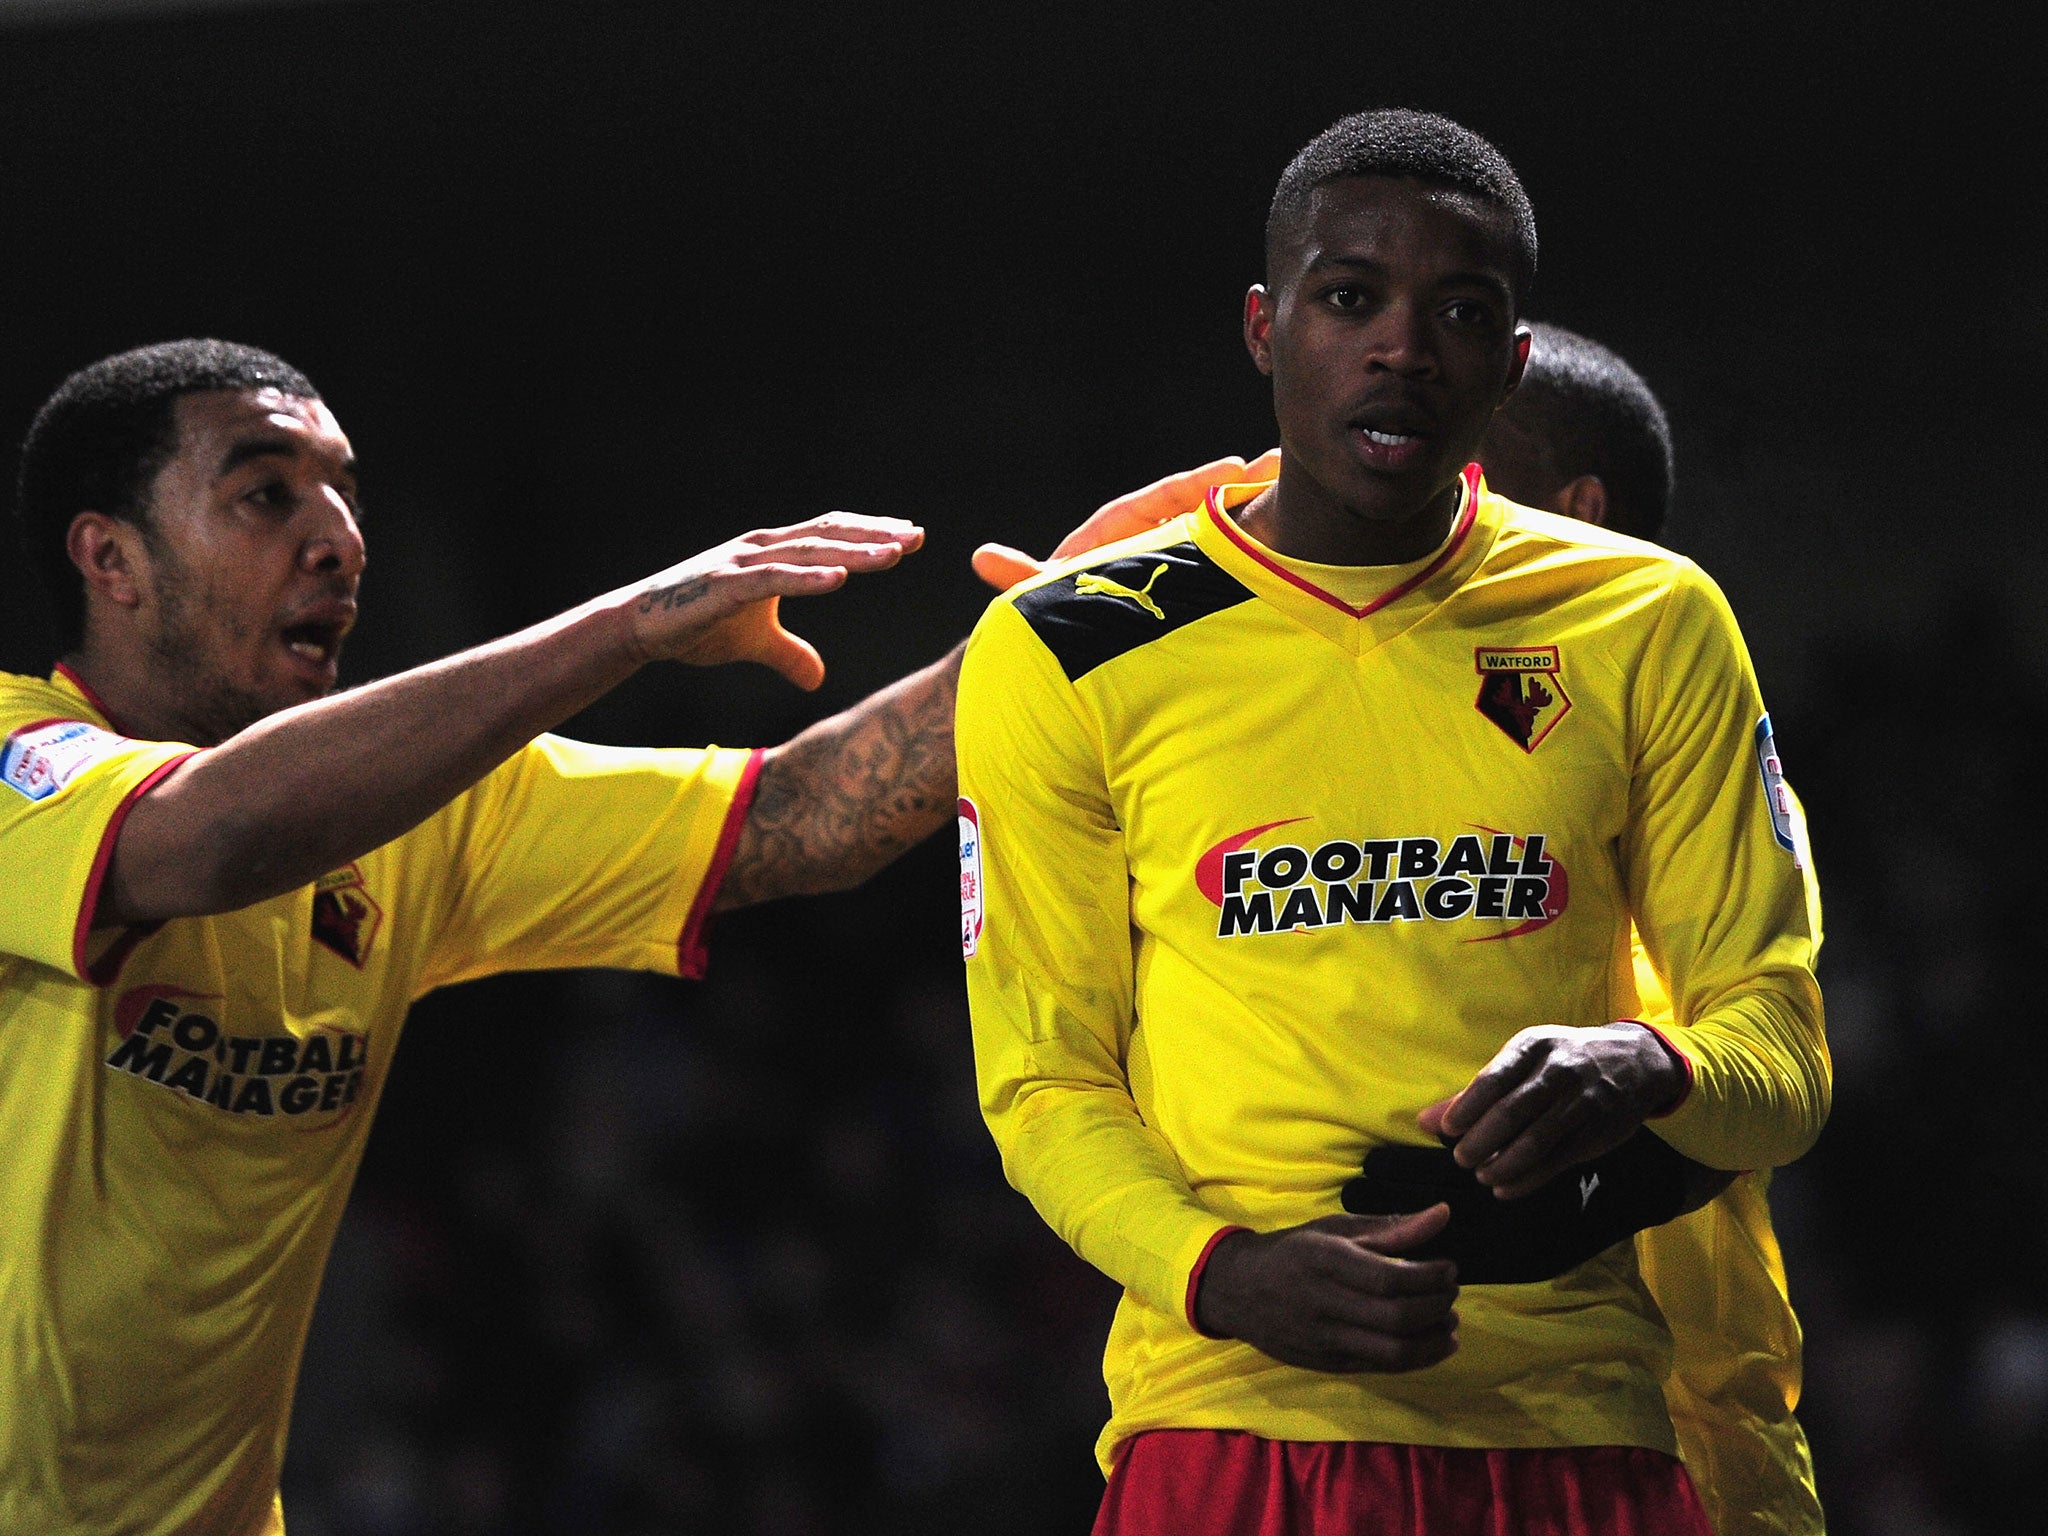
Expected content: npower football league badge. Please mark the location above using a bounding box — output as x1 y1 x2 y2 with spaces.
958 797 984 958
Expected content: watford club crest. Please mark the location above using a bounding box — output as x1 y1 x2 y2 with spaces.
1474 646 1571 751
311 865 383 967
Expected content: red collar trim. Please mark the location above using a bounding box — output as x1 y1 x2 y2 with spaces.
1204 462 1481 620
52 661 131 735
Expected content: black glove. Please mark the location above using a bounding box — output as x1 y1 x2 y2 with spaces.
1338 1127 1693 1284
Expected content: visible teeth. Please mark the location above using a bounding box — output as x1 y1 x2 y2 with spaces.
1360 428 1419 446
288 640 326 661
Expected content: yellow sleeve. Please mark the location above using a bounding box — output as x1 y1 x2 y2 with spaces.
0 710 196 981
416 734 760 994
1630 785 1823 1020
1624 565 1829 1169
958 600 1233 1322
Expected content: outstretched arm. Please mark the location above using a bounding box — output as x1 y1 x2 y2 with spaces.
99 515 922 924
716 642 962 908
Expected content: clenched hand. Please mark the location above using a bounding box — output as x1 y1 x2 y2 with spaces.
1193 1206 1460 1373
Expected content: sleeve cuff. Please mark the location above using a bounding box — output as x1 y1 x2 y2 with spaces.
1626 1018 1696 1118
1184 1224 1249 1337
675 748 765 980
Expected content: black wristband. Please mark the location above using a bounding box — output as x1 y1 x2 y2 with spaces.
1338 1127 1694 1284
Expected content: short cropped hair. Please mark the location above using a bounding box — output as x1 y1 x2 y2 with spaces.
15 339 319 653
1267 109 1538 306
1492 322 1674 540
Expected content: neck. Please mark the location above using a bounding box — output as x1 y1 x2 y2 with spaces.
60 647 228 747
1237 467 1464 567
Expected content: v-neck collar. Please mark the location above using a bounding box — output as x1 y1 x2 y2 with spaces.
1195 462 1497 654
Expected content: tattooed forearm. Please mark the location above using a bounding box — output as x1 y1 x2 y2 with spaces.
716 642 965 909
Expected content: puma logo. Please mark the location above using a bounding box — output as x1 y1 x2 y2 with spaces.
1579 1172 1600 1211
1076 563 1169 620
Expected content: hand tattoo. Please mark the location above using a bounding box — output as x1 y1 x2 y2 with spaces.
637 576 712 615
717 643 964 908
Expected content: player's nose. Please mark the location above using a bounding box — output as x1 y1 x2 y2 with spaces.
1363 301 1437 377
302 488 367 580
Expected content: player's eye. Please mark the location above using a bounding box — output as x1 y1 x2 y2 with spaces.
1442 299 1493 327
247 480 295 515
1327 286 1370 310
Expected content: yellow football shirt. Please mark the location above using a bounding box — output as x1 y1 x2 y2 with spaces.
0 664 759 1536
957 471 1829 1474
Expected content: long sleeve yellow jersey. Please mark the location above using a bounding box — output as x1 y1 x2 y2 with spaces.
956 472 1829 1473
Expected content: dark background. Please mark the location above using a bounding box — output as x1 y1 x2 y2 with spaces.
2 3 2043 1532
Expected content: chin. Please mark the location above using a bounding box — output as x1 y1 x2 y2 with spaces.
1335 476 1435 525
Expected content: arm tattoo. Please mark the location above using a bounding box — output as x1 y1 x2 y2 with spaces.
717 642 964 909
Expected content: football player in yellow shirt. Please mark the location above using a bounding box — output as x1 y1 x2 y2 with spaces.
957 110 1828 1535
971 258 1824 1536
0 338 1144 1536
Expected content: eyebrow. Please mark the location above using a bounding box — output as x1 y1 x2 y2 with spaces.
1304 254 1513 302
217 437 359 482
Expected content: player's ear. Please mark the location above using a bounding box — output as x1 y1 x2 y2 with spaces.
1244 285 1276 376
67 512 147 609
1503 327 1532 398
1550 474 1609 529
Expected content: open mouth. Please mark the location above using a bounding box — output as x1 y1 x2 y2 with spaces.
1348 414 1433 471
280 620 346 669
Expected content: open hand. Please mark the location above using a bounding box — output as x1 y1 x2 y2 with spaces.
972 449 1280 592
1193 1206 1459 1373
621 514 924 689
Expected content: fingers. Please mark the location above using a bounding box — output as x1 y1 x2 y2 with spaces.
1417 1097 1453 1140
1465 1094 1610 1199
1294 1225 1460 1372
1324 1202 1454 1260
1244 445 1282 479
733 536 913 572
1435 1025 1663 1198
742 512 924 550
1307 1313 1460 1374
971 543 1044 592
1200 1217 1462 1376
700 562 852 607
1312 1211 1459 1305
754 622 825 692
623 513 920 676
1049 454 1260 560
704 593 827 691
1435 1031 1542 1142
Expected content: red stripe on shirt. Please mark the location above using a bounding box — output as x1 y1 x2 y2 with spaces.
676 748 766 981
1628 1018 1698 1117
72 753 196 982
1184 1225 1248 1336
53 661 131 734
1204 462 1481 619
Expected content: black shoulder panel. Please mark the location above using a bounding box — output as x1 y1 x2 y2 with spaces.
1012 541 1254 682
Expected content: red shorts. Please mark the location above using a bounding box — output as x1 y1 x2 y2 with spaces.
1094 1430 1712 1536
